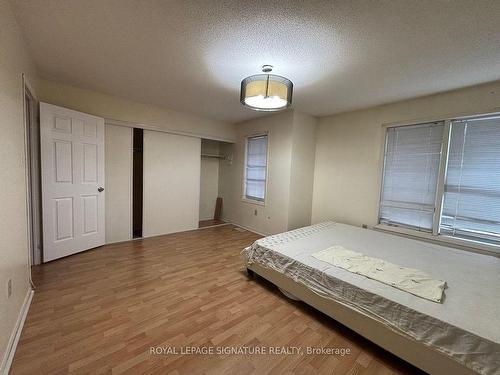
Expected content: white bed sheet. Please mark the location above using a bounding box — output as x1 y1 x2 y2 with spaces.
243 222 500 375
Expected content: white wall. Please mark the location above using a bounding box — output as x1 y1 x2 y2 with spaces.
312 80 500 228
37 79 236 143
143 131 201 237
199 140 220 221
105 125 132 243
0 0 37 370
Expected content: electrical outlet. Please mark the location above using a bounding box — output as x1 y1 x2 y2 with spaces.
7 279 12 298
254 209 258 216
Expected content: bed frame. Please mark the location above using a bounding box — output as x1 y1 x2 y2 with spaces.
246 263 477 375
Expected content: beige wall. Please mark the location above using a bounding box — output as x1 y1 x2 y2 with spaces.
37 79 236 142
200 140 220 221
218 110 317 235
219 111 294 235
288 111 317 230
312 80 500 228
0 0 37 369
143 130 201 237
105 125 132 243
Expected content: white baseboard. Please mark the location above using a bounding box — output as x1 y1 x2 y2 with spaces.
196 223 230 230
220 218 269 237
198 216 214 221
1 289 34 375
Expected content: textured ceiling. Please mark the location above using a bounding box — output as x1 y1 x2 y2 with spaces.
11 0 500 123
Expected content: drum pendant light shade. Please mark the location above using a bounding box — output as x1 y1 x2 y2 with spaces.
240 73 293 111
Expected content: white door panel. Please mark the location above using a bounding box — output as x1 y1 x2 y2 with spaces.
40 103 105 262
143 131 200 237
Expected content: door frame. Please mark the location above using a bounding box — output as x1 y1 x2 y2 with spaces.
22 74 42 266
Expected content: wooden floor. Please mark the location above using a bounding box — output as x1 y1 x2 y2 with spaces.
11 225 422 375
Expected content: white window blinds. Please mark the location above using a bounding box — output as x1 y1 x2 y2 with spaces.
245 135 268 201
379 122 444 231
440 116 500 244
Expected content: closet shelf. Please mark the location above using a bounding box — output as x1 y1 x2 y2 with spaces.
201 153 226 159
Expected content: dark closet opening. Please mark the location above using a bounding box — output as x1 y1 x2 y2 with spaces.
132 128 143 238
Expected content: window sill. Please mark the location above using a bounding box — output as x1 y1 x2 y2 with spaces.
241 197 266 207
374 224 500 258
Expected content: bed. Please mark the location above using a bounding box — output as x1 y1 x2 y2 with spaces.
243 222 500 375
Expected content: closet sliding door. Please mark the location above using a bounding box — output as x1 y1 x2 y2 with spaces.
143 130 201 237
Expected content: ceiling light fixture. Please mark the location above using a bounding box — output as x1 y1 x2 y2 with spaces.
240 65 293 111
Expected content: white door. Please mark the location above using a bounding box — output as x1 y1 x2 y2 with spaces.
40 103 105 262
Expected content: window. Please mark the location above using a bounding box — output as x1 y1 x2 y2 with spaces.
244 134 268 202
379 115 500 249
380 122 444 232
440 117 500 244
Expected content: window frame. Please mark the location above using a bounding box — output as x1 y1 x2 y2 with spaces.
242 132 269 206
376 114 500 256
377 121 446 233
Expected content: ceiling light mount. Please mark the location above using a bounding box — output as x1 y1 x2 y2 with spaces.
240 65 293 112
261 64 273 73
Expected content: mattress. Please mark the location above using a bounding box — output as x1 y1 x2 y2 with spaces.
243 222 500 375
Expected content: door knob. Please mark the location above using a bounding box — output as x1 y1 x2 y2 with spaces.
98 187 104 192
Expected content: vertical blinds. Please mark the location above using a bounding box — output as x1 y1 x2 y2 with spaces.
245 135 268 201
380 122 444 231
440 116 500 243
